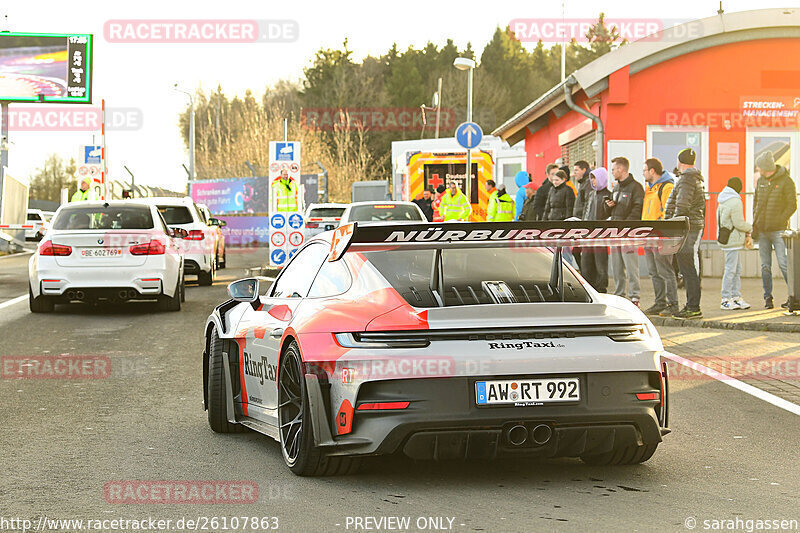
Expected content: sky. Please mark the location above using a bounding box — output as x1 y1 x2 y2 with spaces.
1 0 793 192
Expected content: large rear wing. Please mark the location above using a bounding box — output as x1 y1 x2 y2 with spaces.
329 218 690 262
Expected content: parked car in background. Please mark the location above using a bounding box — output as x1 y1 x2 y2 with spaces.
196 203 227 269
140 197 216 286
338 201 426 225
304 203 347 238
25 209 50 241
29 201 185 313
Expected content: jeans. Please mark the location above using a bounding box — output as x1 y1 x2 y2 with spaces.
676 229 702 310
562 247 578 270
721 249 742 300
758 231 788 300
644 248 678 307
610 247 641 300
580 247 609 293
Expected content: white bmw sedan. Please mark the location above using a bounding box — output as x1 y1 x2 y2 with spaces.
28 201 185 313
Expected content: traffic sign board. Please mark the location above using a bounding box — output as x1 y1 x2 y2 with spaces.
271 248 287 265
271 232 286 247
289 231 304 246
455 122 483 150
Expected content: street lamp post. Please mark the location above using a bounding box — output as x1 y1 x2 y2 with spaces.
453 57 475 208
173 84 195 181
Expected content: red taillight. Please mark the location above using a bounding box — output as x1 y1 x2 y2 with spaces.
635 392 660 401
185 230 205 240
39 240 72 256
130 240 166 256
356 402 410 411
306 223 319 228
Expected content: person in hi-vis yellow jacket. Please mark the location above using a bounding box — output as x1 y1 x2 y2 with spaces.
439 181 472 221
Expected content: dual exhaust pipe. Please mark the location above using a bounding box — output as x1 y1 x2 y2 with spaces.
505 423 552 447
64 289 138 301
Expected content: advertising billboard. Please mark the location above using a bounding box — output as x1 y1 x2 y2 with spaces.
190 177 269 215
217 216 269 247
0 32 92 103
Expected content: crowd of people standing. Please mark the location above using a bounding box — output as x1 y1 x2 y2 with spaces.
412 147 796 318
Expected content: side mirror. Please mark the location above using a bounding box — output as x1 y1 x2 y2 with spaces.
228 278 260 304
170 227 189 239
208 217 227 227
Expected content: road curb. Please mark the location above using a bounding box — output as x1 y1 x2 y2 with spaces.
650 316 800 333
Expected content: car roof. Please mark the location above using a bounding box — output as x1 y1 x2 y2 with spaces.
138 196 194 205
58 201 153 210
307 203 348 209
346 201 416 207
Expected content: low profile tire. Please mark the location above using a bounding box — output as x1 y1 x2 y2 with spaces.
180 272 186 303
279 341 360 476
207 327 246 433
581 443 658 466
29 285 54 313
157 279 181 312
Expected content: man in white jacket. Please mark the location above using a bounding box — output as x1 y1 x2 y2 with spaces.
716 177 752 310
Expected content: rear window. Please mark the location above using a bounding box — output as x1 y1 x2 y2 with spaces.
363 248 589 307
157 205 194 224
348 204 423 222
309 207 345 219
53 207 154 230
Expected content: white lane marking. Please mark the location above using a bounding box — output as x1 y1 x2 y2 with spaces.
0 294 27 310
664 351 800 417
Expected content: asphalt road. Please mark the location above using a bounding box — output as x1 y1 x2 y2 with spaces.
1 250 798 533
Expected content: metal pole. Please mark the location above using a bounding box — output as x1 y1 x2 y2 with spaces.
0 102 8 218
283 118 287 142
434 77 442 139
124 165 134 198
189 97 195 181
465 68 473 213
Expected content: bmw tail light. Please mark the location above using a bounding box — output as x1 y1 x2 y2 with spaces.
39 240 72 256
130 240 166 255
185 230 205 240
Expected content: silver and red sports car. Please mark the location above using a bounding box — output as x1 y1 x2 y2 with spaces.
202 219 688 475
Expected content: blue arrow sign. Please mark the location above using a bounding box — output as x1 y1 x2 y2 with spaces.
455 122 483 150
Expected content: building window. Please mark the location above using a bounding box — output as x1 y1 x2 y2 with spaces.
561 132 596 168
647 126 709 188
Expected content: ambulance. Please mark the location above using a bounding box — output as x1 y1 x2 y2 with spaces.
392 136 526 221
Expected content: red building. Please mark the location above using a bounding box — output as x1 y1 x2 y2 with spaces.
493 8 800 237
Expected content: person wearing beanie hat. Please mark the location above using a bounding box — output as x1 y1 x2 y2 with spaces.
753 149 797 308
664 146 705 319
717 177 752 310
578 167 612 293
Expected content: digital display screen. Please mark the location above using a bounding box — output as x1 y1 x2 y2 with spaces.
0 32 92 103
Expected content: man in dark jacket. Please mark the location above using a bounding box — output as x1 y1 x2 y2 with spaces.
664 148 705 319
580 167 612 292
571 160 592 271
413 186 435 221
603 157 644 306
752 150 797 308
517 182 537 221
532 164 557 220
